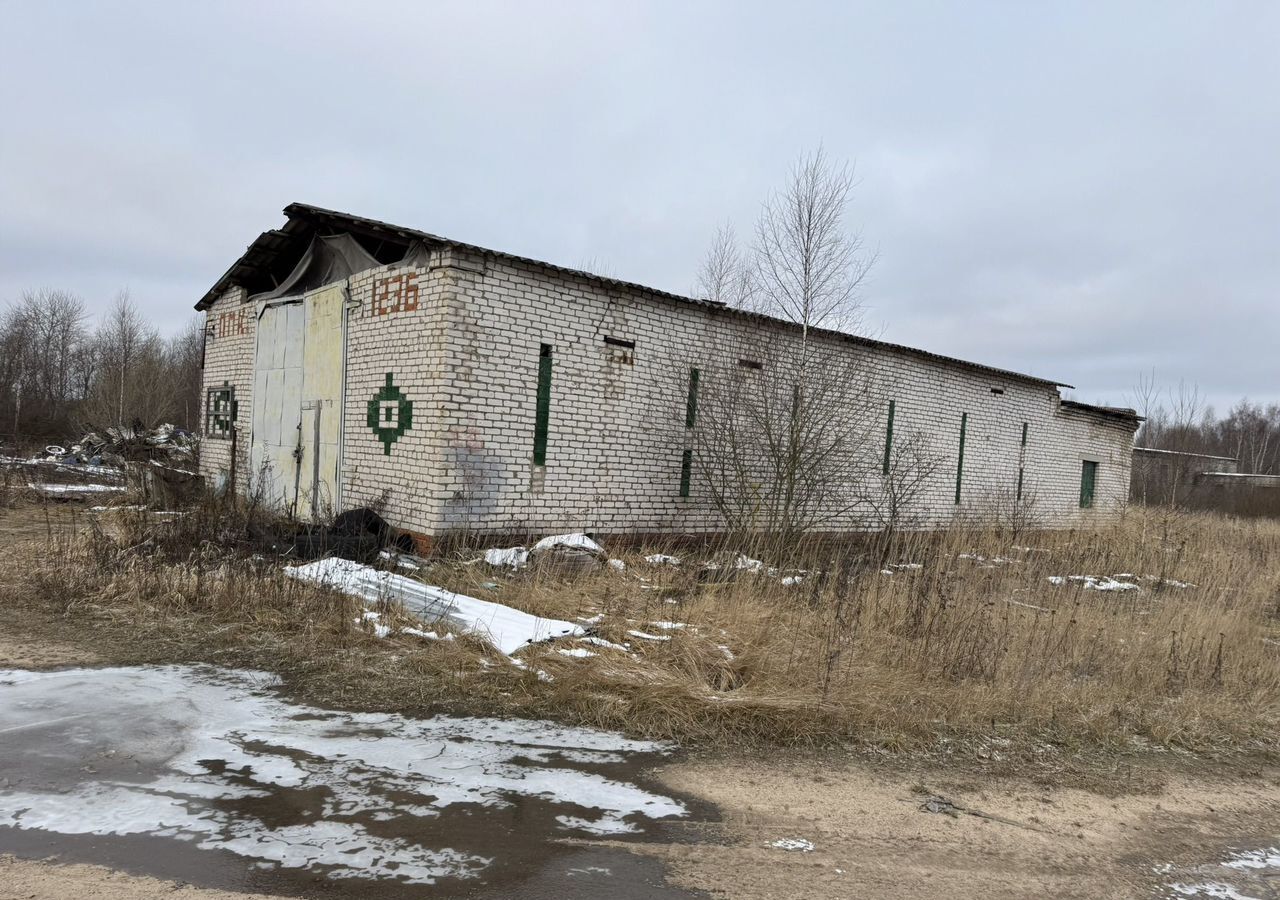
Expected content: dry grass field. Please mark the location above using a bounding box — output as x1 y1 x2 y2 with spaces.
0 496 1277 761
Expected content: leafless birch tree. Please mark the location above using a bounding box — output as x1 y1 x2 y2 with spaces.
686 147 883 543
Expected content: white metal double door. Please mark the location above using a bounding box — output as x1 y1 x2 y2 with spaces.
249 285 344 521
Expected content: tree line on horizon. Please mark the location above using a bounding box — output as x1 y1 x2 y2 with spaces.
0 289 202 449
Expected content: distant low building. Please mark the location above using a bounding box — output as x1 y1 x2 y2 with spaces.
1131 447 1280 516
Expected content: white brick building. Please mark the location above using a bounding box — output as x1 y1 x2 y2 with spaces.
197 204 1138 550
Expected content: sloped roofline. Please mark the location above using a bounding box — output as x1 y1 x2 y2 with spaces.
197 202 1081 392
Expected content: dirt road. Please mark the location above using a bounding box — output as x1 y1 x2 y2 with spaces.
642 757 1280 899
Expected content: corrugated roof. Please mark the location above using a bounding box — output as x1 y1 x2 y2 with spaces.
197 202 1076 390
1060 399 1142 423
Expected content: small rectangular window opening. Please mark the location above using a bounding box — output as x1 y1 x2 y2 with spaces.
603 335 634 365
990 387 1005 395
737 358 762 371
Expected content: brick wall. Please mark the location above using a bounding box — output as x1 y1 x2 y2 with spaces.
339 255 455 538
198 286 253 489
429 256 1135 536
199 248 1134 538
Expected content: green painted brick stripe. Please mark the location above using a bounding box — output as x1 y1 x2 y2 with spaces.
685 368 700 429
882 399 896 476
533 345 552 466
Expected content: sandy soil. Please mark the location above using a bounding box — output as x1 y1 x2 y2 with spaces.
0 629 98 668
634 756 1280 899
0 856 288 900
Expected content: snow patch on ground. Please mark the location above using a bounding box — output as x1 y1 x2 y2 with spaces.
644 554 681 566
1222 847 1280 870
531 533 603 555
627 629 671 642
1166 883 1259 899
768 838 815 852
28 482 126 494
484 547 529 569
0 665 684 885
1047 575 1140 592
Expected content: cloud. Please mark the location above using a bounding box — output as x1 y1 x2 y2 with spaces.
1 0 1275 409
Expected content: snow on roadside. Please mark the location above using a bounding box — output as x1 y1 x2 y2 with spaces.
769 838 815 852
285 558 584 656
644 554 681 566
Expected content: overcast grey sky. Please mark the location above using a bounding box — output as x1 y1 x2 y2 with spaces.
1 1 1276 411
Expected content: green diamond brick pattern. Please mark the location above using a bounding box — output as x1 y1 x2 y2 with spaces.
367 372 414 455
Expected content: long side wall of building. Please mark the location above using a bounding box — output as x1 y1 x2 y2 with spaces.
200 248 1135 539
429 255 1134 536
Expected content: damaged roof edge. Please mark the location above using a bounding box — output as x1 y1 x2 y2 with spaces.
1059 399 1143 424
196 202 1075 391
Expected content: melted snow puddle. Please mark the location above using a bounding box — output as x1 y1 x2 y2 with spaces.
0 665 685 891
1159 845 1280 899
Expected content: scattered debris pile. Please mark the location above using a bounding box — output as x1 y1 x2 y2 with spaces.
51 422 196 469
481 533 608 574
46 423 199 507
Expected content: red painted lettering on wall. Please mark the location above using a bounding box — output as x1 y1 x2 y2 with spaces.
373 273 420 316
216 309 248 337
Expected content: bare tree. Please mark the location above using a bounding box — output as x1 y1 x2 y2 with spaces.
753 146 876 338
0 290 88 442
696 224 757 311
864 428 944 560
81 291 177 429
166 316 206 430
687 147 881 544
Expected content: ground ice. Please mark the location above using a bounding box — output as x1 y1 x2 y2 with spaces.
0 665 685 886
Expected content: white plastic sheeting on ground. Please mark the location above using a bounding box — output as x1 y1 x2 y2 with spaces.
285 557 584 656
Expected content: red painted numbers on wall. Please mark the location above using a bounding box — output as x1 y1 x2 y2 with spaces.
216 309 248 338
373 273 420 316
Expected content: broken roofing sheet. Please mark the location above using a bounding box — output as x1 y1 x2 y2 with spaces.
285 557 584 657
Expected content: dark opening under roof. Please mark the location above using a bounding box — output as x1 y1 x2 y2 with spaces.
198 202 1082 392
